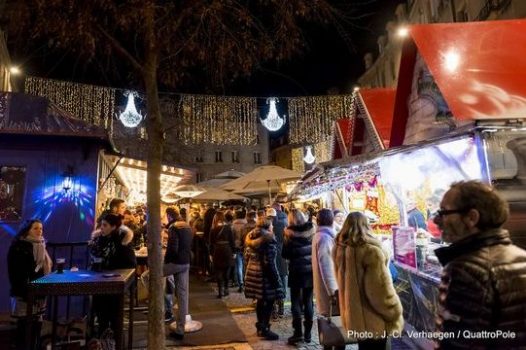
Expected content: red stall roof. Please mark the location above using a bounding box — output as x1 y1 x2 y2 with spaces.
411 19 526 120
391 19 526 147
359 88 395 148
331 88 395 160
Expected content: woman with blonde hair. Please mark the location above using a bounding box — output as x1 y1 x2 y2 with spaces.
333 212 403 350
282 208 316 344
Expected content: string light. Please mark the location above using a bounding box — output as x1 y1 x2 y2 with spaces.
288 94 356 144
303 145 315 164
261 98 285 132
25 76 358 147
118 91 144 128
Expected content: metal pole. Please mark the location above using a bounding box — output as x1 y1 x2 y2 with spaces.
267 180 272 204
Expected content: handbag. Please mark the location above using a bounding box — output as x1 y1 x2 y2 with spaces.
317 300 356 347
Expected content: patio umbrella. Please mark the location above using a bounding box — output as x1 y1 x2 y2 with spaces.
169 184 206 198
220 165 301 203
213 170 246 179
192 187 247 202
197 169 246 187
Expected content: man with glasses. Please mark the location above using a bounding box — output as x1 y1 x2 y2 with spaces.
433 180 526 349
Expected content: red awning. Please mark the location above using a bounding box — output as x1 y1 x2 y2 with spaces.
409 19 526 120
359 88 395 147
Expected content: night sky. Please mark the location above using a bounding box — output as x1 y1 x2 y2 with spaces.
7 0 403 98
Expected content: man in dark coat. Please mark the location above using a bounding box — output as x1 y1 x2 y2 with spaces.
266 204 288 318
434 180 526 349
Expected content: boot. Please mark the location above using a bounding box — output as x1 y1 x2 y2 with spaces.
255 322 263 337
217 282 223 298
287 318 303 345
261 325 279 340
303 319 313 343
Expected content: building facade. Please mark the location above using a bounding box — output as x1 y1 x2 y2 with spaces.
176 124 270 182
358 0 526 89
0 30 12 92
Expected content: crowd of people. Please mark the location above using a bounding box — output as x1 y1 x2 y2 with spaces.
6 180 526 349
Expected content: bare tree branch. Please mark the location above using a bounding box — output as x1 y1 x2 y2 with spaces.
96 24 144 73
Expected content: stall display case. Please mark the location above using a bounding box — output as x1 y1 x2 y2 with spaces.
377 127 526 333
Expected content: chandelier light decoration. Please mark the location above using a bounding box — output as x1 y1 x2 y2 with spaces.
25 76 359 149
118 91 144 128
261 98 286 132
303 145 316 164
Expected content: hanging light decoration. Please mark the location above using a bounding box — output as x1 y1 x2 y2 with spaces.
261 97 285 132
303 145 316 164
119 92 144 128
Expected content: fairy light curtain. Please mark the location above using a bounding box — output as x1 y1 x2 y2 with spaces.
287 94 356 144
25 76 116 128
25 76 359 147
171 95 258 145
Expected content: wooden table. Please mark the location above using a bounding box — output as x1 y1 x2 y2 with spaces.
26 269 136 350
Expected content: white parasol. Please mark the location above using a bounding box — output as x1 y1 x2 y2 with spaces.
220 165 301 203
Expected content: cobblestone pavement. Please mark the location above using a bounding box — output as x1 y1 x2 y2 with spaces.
170 282 420 350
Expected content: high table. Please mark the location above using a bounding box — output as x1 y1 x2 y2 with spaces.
26 269 136 350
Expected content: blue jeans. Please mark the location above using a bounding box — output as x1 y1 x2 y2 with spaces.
235 252 244 287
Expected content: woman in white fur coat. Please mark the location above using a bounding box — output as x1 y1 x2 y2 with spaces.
333 212 403 350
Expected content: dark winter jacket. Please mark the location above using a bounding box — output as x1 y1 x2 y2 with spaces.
210 224 235 270
244 227 285 301
7 239 46 300
90 228 136 270
282 222 315 288
164 220 193 265
203 208 217 245
271 210 288 277
435 228 526 349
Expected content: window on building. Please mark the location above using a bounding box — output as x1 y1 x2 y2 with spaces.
215 151 223 163
231 151 239 163
256 135 260 144
253 152 262 164
195 153 204 162
196 173 202 183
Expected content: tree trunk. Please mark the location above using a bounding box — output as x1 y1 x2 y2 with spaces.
143 3 166 349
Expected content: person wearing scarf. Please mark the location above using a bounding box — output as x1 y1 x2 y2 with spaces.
8 219 52 349
89 213 136 338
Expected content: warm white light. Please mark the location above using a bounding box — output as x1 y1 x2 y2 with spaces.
116 160 184 204
119 92 144 128
353 86 360 92
9 66 21 75
443 50 461 73
303 146 315 164
397 27 409 38
261 98 285 132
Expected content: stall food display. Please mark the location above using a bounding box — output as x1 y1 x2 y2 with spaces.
292 126 526 334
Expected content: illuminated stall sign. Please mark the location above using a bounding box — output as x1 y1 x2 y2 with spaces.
392 226 417 270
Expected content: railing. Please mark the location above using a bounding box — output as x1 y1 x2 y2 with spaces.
476 0 512 21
